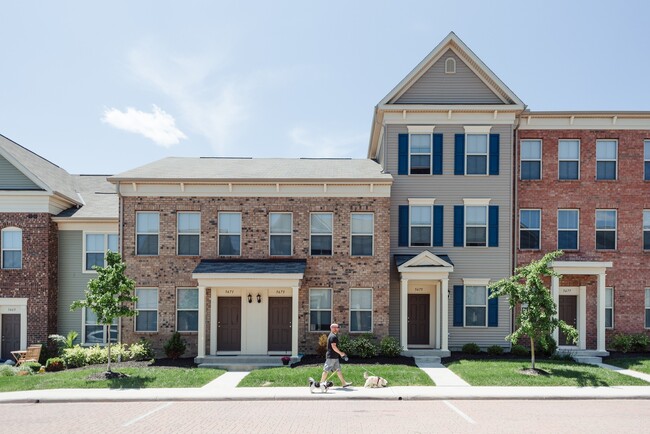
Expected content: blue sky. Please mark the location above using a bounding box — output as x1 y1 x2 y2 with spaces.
1 1 648 174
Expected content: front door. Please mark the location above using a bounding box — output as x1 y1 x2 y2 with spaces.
217 297 241 351
558 295 578 346
408 294 430 345
268 297 292 351
1 314 21 360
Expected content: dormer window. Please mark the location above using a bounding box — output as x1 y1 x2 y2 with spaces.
445 57 456 74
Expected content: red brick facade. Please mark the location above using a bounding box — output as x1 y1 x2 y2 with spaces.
517 129 650 349
119 195 391 355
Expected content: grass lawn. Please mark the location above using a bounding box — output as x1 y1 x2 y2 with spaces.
238 364 434 387
0 367 224 392
605 357 650 375
445 359 649 386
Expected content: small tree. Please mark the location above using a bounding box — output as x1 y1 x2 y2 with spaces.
489 250 578 371
71 251 138 374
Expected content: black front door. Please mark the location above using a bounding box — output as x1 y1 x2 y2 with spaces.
268 297 292 351
217 297 241 351
1 314 21 360
408 294 430 345
559 295 577 346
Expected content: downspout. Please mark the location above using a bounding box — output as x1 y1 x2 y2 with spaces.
511 107 525 344
116 181 124 351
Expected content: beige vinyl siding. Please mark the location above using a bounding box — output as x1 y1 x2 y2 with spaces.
395 50 504 105
0 154 41 190
57 231 89 341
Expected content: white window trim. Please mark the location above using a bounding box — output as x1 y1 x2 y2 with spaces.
409 205 433 247
350 213 374 257
135 211 160 256
81 308 119 345
1 227 22 270
596 139 618 180
408 198 436 206
464 285 488 328
519 209 541 250
465 133 489 176
462 278 491 286
445 57 456 74
218 212 242 257
520 139 542 180
408 133 433 175
464 205 488 247
463 198 491 206
309 288 332 333
464 126 492 134
557 209 580 251
176 287 199 333
558 139 581 180
269 212 293 257
605 287 614 329
135 287 159 333
644 210 650 251
407 125 436 134
645 288 650 329
349 288 373 333
595 209 617 251
310 212 333 257
82 232 119 273
177 211 201 256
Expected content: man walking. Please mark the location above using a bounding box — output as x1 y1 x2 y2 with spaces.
321 323 352 387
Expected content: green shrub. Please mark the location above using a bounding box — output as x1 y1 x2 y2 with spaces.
62 345 88 368
350 335 378 358
535 335 557 357
611 333 634 353
487 345 504 356
16 365 34 375
316 334 328 358
337 334 353 355
108 343 130 362
511 344 529 357
23 361 42 373
632 333 650 352
379 336 402 357
45 357 66 372
86 345 106 365
129 338 155 361
461 342 481 354
0 365 16 376
164 332 187 359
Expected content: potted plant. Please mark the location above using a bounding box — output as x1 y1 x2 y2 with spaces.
281 356 291 366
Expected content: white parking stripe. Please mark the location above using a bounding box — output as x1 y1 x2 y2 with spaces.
123 402 173 427
443 400 476 424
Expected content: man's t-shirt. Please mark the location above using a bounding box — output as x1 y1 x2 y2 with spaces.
326 332 339 359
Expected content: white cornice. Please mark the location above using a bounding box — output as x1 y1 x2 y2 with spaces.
520 113 650 130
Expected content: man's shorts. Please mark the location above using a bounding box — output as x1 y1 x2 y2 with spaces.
323 358 341 372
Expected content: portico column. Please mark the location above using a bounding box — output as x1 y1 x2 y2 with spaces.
597 272 606 352
198 286 206 358
400 278 408 351
441 278 449 352
551 275 560 345
292 286 299 357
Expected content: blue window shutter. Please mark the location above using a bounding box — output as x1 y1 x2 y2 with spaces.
433 205 444 246
489 134 500 175
489 205 499 247
453 205 464 247
398 205 409 247
454 134 465 175
398 134 409 175
488 288 498 327
432 133 443 175
453 285 464 327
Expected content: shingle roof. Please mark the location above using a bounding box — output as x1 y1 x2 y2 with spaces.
109 157 392 183
193 259 307 274
56 175 118 219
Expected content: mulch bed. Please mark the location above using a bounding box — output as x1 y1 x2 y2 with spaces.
290 354 417 368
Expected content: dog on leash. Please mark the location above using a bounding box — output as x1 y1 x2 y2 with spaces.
363 371 388 388
308 377 333 393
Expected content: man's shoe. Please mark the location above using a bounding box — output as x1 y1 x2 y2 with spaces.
342 382 352 387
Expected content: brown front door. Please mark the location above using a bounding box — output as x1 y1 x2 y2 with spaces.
268 297 292 351
559 295 578 346
408 294 430 345
217 297 241 351
1 314 21 360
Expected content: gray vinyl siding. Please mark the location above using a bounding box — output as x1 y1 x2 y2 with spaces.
395 50 504 105
57 231 88 342
386 124 513 348
0 154 40 190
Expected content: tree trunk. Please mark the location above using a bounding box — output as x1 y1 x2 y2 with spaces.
106 324 112 372
530 337 536 370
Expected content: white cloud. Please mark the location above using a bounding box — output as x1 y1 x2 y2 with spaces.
102 105 187 148
288 127 367 158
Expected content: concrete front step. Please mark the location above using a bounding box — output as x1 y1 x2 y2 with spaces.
402 349 450 358
413 356 442 364
573 356 603 365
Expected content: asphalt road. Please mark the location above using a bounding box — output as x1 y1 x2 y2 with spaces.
1 399 648 433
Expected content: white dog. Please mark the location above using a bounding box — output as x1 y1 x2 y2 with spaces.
363 371 388 388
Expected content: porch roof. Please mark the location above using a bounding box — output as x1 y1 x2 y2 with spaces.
395 253 454 268
193 259 307 275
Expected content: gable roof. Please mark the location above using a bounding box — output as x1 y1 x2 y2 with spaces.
55 175 118 220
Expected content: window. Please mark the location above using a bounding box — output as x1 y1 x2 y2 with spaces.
218 212 241 256
350 288 372 332
645 141 650 181
644 210 650 250
309 288 332 331
410 134 432 174
1 228 22 269
559 140 580 180
310 213 333 256
596 210 617 250
646 288 650 328
177 288 198 332
605 287 614 329
84 233 118 271
84 308 117 344
596 140 617 180
466 206 487 246
466 134 488 175
177 212 200 256
521 140 541 180
135 288 158 332
410 206 432 247
445 57 456 74
351 213 373 256
520 210 541 250
558 210 579 250
136 212 159 256
270 213 292 256
465 286 487 327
